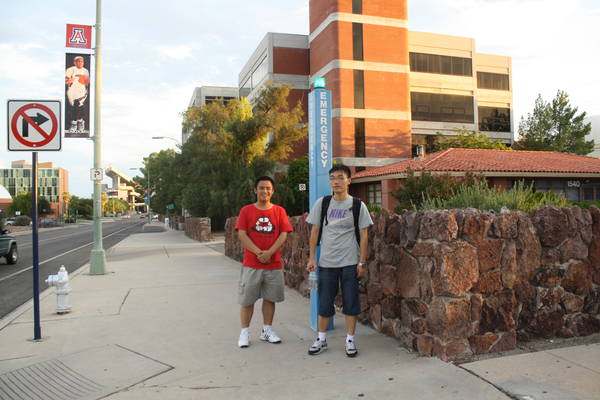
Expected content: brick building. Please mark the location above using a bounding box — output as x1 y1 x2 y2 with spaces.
0 160 69 217
186 0 513 168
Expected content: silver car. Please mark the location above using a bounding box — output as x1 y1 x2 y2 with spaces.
0 229 18 264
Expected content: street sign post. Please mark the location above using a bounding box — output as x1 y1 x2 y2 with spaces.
7 99 62 341
7 100 61 151
90 168 103 181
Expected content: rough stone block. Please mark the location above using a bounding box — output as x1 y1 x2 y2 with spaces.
478 239 503 272
515 215 542 282
500 240 517 288
397 250 420 298
468 333 498 354
479 289 517 333
367 282 384 304
472 270 503 294
489 329 517 353
420 210 458 242
562 262 592 296
380 264 398 296
433 241 479 297
561 292 584 313
411 241 434 257
426 297 471 340
559 238 589 262
416 335 433 357
531 206 570 247
462 210 493 244
491 213 519 239
432 338 473 362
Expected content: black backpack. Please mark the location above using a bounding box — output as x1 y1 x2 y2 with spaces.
317 195 362 246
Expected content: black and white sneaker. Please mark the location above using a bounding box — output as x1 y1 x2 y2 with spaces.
345 340 358 357
308 339 327 355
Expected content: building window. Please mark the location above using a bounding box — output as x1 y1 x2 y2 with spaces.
409 53 472 76
352 0 362 13
478 107 511 132
477 72 510 91
251 56 268 88
367 183 381 207
354 70 364 109
411 92 474 123
352 23 363 61
355 118 366 157
535 180 565 196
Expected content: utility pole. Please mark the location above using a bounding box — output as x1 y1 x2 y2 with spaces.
90 0 107 274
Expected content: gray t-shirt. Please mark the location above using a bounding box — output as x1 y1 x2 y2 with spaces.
306 196 373 268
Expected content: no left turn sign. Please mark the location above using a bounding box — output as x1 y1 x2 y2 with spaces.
7 100 62 151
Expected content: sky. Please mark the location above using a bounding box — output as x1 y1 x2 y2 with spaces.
1 0 599 197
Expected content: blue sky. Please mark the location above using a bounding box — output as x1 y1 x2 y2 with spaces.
1 0 599 197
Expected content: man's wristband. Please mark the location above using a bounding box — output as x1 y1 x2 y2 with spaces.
358 262 365 267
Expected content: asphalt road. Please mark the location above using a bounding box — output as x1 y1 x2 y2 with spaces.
0 219 164 319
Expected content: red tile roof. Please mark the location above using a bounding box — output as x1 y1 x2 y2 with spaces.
352 148 600 180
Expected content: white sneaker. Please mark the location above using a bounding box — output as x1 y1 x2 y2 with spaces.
308 339 327 355
238 331 249 348
345 340 358 357
260 328 282 343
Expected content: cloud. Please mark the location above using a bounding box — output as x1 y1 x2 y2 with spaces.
153 44 196 60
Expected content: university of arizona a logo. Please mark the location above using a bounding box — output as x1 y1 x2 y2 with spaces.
69 29 87 46
66 24 92 49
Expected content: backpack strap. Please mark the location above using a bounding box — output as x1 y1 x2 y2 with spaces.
316 195 332 246
352 197 362 246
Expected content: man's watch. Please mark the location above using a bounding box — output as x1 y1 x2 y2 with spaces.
358 262 365 267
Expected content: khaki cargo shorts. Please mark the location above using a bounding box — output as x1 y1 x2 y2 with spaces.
238 267 285 307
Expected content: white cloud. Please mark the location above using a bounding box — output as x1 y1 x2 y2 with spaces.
153 44 196 60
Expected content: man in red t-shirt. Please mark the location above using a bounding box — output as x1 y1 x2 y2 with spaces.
235 176 293 348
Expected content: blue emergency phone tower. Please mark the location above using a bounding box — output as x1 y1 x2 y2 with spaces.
308 79 334 331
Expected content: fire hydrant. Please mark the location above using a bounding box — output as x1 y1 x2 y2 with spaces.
45 266 71 314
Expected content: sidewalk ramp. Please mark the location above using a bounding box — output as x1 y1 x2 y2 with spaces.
0 344 172 399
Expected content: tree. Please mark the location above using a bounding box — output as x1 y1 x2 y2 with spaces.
515 90 594 155
74 197 93 219
104 198 128 215
62 192 72 218
141 149 182 217
276 156 309 216
433 129 509 151
6 192 52 217
177 83 307 228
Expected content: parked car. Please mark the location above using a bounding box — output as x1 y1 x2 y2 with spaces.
5 218 15 226
0 229 18 264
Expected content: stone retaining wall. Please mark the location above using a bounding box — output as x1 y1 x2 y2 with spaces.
224 206 600 361
185 217 212 242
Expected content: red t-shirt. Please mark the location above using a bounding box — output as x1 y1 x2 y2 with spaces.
235 204 293 269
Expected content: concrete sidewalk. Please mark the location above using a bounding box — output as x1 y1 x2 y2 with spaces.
0 228 598 400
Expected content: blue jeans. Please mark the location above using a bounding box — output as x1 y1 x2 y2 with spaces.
317 265 361 317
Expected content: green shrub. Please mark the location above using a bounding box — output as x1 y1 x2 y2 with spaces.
420 180 570 212
571 201 600 209
393 170 483 212
367 203 381 213
15 215 31 226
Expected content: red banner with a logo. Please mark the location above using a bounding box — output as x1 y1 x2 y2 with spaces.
66 24 92 49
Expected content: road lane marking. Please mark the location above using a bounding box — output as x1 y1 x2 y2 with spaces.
0 223 143 283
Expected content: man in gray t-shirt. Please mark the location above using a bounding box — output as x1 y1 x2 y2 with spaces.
306 165 373 357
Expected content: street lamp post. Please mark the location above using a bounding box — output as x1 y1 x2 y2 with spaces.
90 0 107 275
